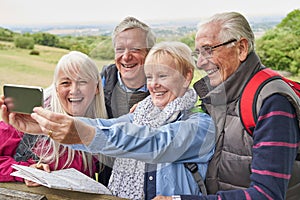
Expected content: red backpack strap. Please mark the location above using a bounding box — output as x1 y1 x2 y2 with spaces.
281 77 300 96
239 68 282 135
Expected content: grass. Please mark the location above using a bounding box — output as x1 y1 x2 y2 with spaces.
0 41 299 120
0 40 299 95
0 41 113 95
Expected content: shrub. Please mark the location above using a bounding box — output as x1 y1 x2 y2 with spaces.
32 32 59 47
29 50 40 55
14 36 34 49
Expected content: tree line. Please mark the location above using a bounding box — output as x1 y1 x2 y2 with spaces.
256 9 300 74
0 9 299 75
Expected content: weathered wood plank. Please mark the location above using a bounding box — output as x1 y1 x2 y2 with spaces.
0 187 47 200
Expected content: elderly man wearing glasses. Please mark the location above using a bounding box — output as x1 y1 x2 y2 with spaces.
154 11 299 200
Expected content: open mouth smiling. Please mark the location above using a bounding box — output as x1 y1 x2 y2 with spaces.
121 63 137 68
206 67 219 75
68 97 84 102
153 91 166 96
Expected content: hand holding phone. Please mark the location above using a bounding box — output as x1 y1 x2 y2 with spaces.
3 84 44 114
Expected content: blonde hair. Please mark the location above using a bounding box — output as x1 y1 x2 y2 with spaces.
145 41 195 80
37 51 108 176
50 51 107 118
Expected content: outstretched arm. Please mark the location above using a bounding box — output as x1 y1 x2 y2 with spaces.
30 107 95 145
71 112 215 164
2 96 90 143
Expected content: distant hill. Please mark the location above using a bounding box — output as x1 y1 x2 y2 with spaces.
1 15 284 38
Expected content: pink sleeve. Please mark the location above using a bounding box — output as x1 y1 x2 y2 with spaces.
0 121 35 182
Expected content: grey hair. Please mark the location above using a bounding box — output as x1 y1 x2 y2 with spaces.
112 16 156 50
198 12 255 54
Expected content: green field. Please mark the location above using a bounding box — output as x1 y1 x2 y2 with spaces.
0 40 299 120
0 41 206 94
0 41 299 96
0 41 113 95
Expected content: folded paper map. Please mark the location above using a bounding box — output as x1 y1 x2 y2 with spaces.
11 164 111 195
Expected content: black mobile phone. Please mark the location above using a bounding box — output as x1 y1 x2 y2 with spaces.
3 84 44 114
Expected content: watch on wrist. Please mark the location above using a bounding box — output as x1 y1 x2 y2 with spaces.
172 195 181 200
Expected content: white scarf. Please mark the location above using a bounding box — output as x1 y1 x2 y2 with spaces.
108 88 197 199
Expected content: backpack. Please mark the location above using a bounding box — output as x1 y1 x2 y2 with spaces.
239 67 300 160
184 163 207 195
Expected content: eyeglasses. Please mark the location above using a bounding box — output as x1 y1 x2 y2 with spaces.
192 39 237 62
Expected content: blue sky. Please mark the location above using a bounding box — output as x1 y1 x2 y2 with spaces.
1 0 299 27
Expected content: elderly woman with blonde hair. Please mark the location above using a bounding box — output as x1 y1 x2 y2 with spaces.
0 51 111 186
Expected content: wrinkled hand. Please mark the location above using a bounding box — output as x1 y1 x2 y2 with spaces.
1 95 42 134
152 196 172 200
32 107 95 145
25 163 51 187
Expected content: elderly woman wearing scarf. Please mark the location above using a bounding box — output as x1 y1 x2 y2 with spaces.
1 41 216 200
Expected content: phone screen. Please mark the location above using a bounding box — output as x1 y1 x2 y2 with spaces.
3 84 44 114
